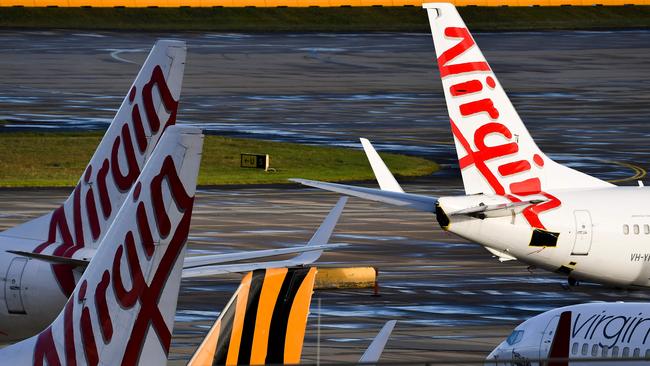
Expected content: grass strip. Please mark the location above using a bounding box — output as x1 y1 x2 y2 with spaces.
0 131 438 187
0 6 649 32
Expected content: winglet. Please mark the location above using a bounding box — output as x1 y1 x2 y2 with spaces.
359 320 397 364
293 196 348 264
290 178 438 213
360 138 404 193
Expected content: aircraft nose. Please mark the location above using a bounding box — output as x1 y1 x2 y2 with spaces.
485 345 506 365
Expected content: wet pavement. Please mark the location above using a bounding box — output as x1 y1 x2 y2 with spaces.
2 183 650 364
1 30 650 180
1 29 650 364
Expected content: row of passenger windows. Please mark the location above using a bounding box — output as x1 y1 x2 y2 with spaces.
623 224 650 235
572 342 650 358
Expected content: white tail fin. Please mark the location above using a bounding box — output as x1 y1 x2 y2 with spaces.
0 126 203 366
423 3 612 199
2 39 186 297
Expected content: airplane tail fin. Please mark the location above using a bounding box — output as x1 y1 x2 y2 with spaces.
423 3 611 197
5 39 186 251
0 126 204 366
188 267 318 366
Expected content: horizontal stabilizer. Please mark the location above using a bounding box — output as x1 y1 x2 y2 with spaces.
291 178 438 212
360 138 404 193
448 199 546 218
6 250 89 267
359 320 397 364
484 247 517 262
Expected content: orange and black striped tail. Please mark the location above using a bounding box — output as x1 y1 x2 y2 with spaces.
189 267 317 366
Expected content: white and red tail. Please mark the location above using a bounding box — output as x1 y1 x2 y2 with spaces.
0 125 203 366
1 39 186 296
423 3 612 198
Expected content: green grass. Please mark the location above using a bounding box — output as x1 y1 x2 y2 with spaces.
0 131 438 187
0 6 649 31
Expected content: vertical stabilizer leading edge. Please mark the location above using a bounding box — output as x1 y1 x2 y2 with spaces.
4 39 186 250
423 3 611 197
0 125 203 366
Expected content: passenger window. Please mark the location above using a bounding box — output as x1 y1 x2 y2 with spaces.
602 346 608 357
624 225 630 235
572 342 579 355
645 224 650 235
634 225 640 235
634 348 640 357
645 349 650 358
623 347 630 357
613 346 619 357
591 344 598 356
582 343 589 356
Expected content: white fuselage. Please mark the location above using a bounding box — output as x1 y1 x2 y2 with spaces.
488 302 650 365
438 186 650 288
0 232 88 342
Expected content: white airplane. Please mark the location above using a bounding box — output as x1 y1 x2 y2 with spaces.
0 124 204 365
0 40 342 342
292 3 649 289
488 302 650 365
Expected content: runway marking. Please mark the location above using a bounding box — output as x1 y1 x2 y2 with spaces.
603 160 647 183
107 48 145 65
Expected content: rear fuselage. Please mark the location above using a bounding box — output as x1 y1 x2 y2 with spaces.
437 186 650 287
0 234 84 342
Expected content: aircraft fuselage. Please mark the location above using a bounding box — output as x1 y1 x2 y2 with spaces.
437 186 650 288
0 235 78 342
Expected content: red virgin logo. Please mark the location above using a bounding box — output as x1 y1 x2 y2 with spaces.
439 27 560 230
33 155 194 366
33 65 179 297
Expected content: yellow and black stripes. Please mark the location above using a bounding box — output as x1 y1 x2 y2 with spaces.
188 267 317 366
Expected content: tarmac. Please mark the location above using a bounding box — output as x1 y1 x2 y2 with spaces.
1 29 650 364
3 181 650 364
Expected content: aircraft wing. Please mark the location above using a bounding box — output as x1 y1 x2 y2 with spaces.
183 256 318 278
7 244 346 271
12 197 348 279
182 243 346 269
183 196 348 278
290 178 438 213
291 138 437 212
359 320 397 363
